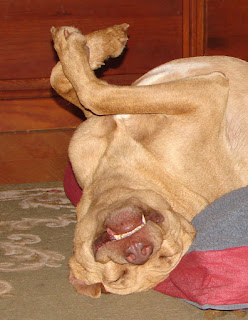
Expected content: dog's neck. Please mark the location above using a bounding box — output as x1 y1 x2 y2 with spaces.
86 171 209 222
80 127 211 221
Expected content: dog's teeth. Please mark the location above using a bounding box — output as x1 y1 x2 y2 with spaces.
112 215 146 241
114 234 122 240
142 214 146 224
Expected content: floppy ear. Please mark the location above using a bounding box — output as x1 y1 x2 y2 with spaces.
69 271 102 298
69 256 102 298
178 214 196 252
160 211 196 260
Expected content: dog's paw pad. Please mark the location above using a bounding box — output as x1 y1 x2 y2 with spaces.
120 37 128 44
63 27 84 40
64 28 71 40
51 26 88 57
51 26 85 43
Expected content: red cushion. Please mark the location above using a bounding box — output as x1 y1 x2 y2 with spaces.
154 247 248 309
63 163 82 206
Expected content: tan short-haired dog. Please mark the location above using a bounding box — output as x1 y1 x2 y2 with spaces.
50 24 248 297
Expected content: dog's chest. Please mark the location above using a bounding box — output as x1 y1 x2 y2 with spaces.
111 114 171 160
113 114 168 140
114 114 131 120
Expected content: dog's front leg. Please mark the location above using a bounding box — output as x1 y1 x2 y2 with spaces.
51 26 229 117
50 61 93 117
50 24 129 118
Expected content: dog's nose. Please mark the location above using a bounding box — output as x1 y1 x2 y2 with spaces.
125 242 153 265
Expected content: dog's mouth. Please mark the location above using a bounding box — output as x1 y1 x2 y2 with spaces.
106 214 147 240
93 211 164 256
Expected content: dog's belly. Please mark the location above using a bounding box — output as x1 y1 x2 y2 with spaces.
111 56 248 190
126 56 248 161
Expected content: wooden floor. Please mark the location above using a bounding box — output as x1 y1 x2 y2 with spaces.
0 129 76 185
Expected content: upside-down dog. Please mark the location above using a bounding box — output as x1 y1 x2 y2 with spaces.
50 24 248 297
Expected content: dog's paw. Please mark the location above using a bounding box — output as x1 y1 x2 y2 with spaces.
86 23 129 69
105 23 130 58
51 26 87 57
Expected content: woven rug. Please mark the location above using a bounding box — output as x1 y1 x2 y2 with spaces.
0 182 246 320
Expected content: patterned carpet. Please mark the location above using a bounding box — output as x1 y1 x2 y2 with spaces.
0 182 246 320
0 183 75 298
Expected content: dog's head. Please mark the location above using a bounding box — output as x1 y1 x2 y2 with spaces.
69 193 195 297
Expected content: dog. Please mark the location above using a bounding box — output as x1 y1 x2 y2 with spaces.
50 24 248 298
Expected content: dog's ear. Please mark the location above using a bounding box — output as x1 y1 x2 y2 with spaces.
162 210 196 258
178 214 196 252
69 271 102 298
69 256 102 298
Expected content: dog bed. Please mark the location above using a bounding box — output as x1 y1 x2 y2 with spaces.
154 186 248 310
64 163 248 310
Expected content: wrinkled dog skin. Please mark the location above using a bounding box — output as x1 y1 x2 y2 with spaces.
50 24 248 297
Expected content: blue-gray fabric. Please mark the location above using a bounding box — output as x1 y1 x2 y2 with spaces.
183 186 248 310
184 300 248 311
188 185 248 253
